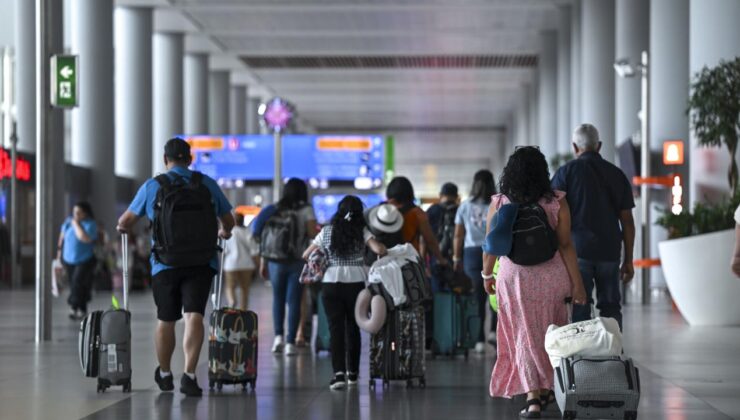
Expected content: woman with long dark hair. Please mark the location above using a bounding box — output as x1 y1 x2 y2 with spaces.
56 201 98 320
303 196 386 389
258 178 317 356
452 169 497 353
482 147 587 418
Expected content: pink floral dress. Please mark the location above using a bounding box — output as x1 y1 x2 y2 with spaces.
489 191 571 398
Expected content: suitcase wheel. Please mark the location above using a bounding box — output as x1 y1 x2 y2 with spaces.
624 412 637 420
122 381 131 393
418 377 426 388
563 410 577 420
96 383 106 393
464 350 469 361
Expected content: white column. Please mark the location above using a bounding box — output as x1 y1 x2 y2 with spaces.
570 0 582 132
114 6 152 183
689 0 740 205
581 0 616 162
208 70 230 134
615 0 649 147
648 0 690 291
514 85 530 148
246 96 261 133
557 6 572 154
230 85 246 133
71 0 116 230
528 80 539 147
15 0 35 152
153 32 184 174
538 31 558 160
184 53 208 134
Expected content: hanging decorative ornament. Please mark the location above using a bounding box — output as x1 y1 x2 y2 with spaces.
259 97 295 134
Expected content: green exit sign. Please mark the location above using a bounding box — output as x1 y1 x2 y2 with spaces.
50 55 78 108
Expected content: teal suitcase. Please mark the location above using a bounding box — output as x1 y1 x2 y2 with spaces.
432 292 480 359
314 292 331 354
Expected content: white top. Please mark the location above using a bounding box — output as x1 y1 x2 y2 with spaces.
312 226 374 284
223 226 259 271
735 204 740 225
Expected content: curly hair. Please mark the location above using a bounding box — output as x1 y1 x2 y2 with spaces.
499 147 554 204
330 195 367 257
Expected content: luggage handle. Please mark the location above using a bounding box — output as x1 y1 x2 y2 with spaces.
121 233 129 311
214 238 226 310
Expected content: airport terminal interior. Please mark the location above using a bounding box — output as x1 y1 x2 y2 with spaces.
2 0 740 419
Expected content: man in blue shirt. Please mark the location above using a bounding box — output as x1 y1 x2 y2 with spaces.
117 138 235 396
551 124 635 330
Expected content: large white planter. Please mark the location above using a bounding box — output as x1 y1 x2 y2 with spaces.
659 229 740 326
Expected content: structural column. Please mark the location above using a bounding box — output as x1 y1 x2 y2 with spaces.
514 86 530 148
581 0 615 162
557 6 572 154
208 70 230 134
246 96 261 133
570 0 582 132
153 32 184 174
538 31 558 160
528 81 538 148
15 0 36 152
114 6 152 182
615 0 649 146
230 85 247 133
70 0 116 231
184 53 208 134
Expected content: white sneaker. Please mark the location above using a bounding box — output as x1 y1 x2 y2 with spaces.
272 335 284 353
474 342 486 354
285 343 297 356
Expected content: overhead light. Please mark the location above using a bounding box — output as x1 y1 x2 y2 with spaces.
613 58 636 78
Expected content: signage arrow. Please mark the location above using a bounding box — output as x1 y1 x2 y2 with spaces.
60 65 73 79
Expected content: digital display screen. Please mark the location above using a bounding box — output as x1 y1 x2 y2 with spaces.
312 193 385 225
284 135 385 186
185 135 274 181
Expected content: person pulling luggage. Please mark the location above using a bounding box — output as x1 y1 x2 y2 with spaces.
302 196 387 390
117 137 235 397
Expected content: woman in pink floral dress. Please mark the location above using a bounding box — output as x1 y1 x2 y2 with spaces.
482 146 587 418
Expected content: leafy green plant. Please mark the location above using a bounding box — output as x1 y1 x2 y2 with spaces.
656 190 740 239
687 57 740 191
549 153 574 172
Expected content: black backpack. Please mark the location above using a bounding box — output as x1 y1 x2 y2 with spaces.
152 172 219 267
260 208 304 262
508 202 559 266
435 203 458 260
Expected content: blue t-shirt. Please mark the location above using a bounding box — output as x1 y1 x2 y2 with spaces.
551 152 635 262
455 198 490 248
128 166 233 276
60 218 97 265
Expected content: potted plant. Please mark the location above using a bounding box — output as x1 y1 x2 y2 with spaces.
656 57 740 326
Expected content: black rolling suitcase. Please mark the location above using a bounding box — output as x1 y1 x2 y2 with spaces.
208 244 259 391
369 306 426 389
79 234 132 393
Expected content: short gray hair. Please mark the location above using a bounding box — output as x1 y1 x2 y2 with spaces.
573 124 600 151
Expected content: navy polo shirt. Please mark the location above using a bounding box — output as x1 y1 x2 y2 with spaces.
551 152 635 262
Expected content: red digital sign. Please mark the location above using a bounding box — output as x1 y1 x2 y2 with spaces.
0 149 32 182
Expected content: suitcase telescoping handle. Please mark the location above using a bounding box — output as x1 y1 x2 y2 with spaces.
121 233 130 311
214 238 226 310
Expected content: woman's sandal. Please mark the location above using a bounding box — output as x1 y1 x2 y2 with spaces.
519 398 542 419
540 390 556 411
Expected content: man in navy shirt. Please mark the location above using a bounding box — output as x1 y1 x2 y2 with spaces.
551 124 635 330
117 138 235 396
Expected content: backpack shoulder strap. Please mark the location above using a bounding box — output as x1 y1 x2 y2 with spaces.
154 174 172 188
190 171 203 186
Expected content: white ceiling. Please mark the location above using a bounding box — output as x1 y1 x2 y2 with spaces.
119 0 566 131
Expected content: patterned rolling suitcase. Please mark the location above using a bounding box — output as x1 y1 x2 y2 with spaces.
369 306 426 389
208 245 258 391
431 292 480 359
554 355 640 420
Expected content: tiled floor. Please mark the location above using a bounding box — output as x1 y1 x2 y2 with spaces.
0 281 738 420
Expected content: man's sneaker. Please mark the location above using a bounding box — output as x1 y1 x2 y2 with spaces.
347 372 358 386
329 373 347 390
474 342 486 354
154 367 174 392
180 374 202 397
285 343 297 356
272 336 284 354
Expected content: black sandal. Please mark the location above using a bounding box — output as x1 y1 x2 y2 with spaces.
519 398 542 418
540 390 555 411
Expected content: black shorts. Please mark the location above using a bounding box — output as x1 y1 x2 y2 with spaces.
152 266 215 321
